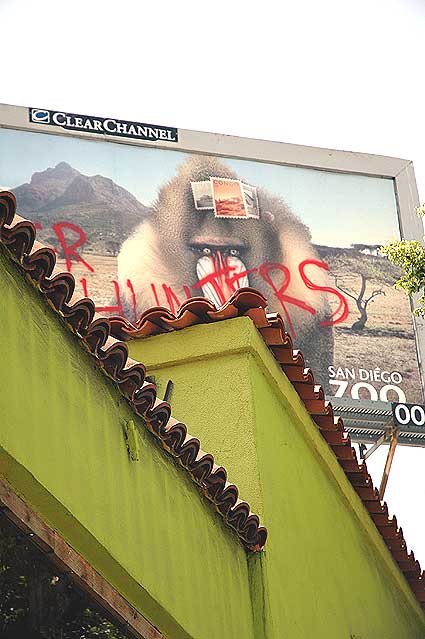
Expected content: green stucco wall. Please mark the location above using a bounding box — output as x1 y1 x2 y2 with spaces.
0 248 255 639
129 317 425 638
251 358 424 638
129 319 264 517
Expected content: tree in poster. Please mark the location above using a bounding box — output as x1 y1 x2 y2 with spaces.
328 252 401 331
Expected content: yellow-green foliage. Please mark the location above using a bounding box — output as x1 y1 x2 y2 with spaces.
380 203 425 317
380 239 425 317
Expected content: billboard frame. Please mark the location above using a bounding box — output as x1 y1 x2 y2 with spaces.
0 102 423 402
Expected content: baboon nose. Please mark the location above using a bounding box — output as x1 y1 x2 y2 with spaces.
196 249 249 307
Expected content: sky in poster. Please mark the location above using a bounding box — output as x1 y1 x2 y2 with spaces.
0 127 398 249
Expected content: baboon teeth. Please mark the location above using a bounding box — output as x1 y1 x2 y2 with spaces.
196 254 249 307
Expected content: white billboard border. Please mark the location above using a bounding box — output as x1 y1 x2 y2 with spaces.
0 102 423 401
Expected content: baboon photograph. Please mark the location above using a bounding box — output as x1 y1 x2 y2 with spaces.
2 126 422 400
117 154 334 384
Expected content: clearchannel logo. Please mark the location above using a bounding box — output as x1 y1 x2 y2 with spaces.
30 109 51 124
28 107 178 143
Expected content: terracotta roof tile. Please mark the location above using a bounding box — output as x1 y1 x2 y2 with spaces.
105 261 425 609
0 192 267 553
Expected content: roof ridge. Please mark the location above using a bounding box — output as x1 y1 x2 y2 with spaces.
0 191 267 552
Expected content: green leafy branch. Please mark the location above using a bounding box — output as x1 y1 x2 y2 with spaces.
380 204 425 317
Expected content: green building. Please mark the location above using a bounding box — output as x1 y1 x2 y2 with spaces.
1 190 424 637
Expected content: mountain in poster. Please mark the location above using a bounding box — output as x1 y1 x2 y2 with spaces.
12 162 150 255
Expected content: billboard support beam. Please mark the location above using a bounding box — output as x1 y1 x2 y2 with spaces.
379 427 400 500
362 428 391 461
359 416 400 500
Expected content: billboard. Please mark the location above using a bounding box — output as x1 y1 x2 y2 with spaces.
0 105 423 407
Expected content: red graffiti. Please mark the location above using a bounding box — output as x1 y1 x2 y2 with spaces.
227 267 258 289
36 219 349 332
52 222 94 273
126 279 138 323
258 262 316 337
192 264 238 305
81 278 123 315
299 259 349 326
162 284 192 314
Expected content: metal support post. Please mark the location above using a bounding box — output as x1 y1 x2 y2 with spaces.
379 428 400 500
362 430 390 461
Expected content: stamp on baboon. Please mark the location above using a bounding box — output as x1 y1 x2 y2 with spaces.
241 182 260 219
210 177 248 219
191 180 214 210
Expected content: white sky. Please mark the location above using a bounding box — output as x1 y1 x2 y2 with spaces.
1 0 425 568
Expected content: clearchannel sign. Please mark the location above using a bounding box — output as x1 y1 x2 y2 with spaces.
29 108 178 143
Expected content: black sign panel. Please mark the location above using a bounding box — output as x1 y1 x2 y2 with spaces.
391 402 425 429
29 108 178 143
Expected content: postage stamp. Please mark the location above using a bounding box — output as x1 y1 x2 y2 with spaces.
210 177 248 218
191 180 214 210
241 182 260 219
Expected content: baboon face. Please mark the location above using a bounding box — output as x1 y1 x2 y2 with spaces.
117 154 334 388
151 155 310 303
